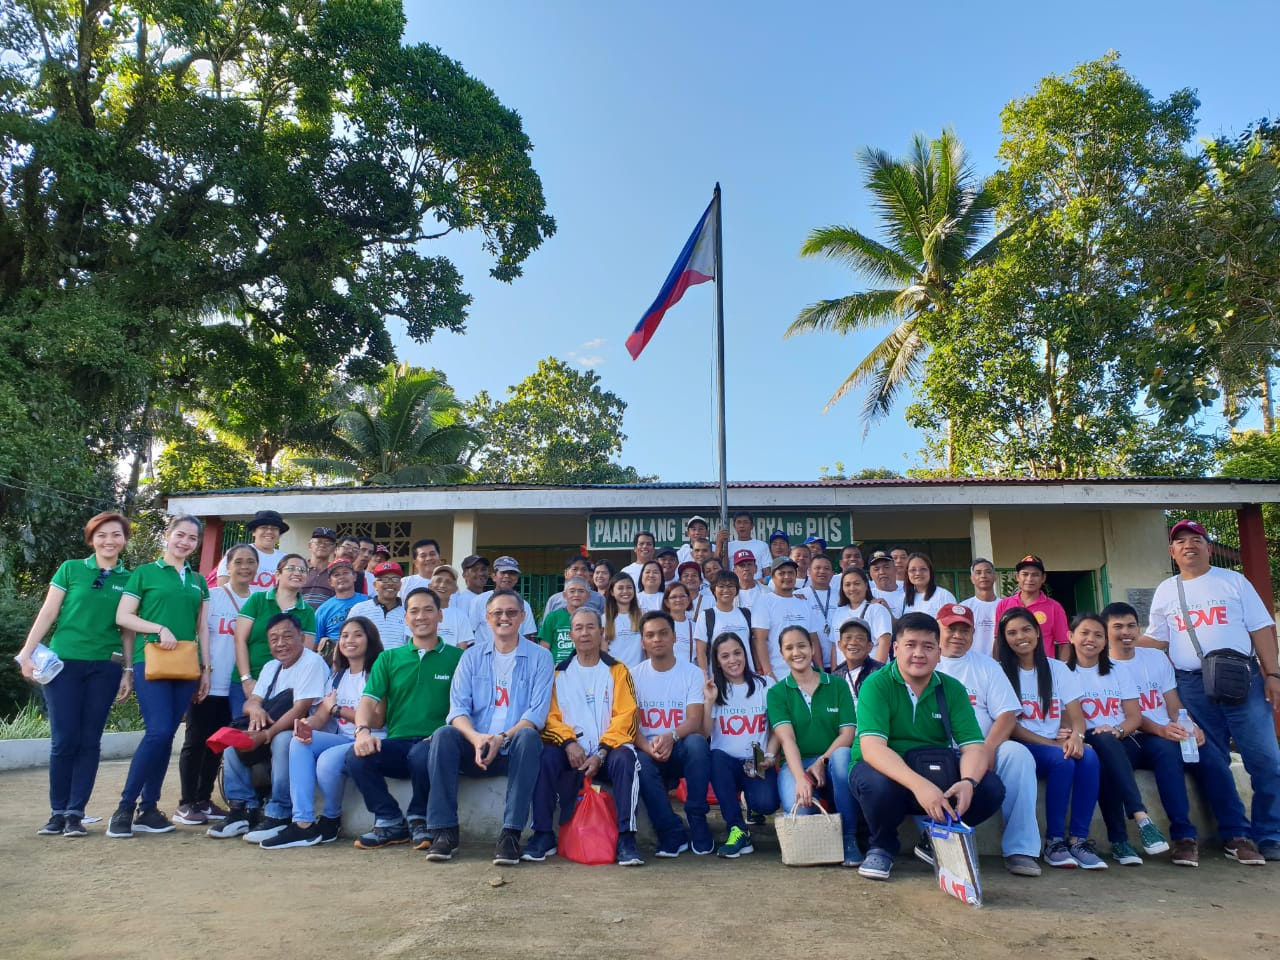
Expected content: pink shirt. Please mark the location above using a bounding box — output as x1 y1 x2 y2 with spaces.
995 593 1069 657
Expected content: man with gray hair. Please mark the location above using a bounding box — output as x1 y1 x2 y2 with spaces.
543 554 605 619
539 576 593 665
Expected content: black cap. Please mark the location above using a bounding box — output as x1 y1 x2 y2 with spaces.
310 527 337 541
867 550 893 566
1015 554 1045 572
770 557 798 571
655 547 679 559
246 510 289 534
461 554 489 570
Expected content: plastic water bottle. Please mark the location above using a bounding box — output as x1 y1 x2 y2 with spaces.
1177 709 1199 763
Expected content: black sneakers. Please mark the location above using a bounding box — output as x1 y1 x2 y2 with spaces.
62 814 87 837
493 828 522 865
425 826 460 861
317 815 341 844
106 806 134 838
132 807 176 834
259 822 321 849
38 814 66 836
243 816 289 844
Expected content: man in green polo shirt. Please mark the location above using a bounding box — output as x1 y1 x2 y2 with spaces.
850 612 1006 881
346 586 463 851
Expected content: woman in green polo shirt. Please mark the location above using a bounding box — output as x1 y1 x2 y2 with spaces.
19 512 133 838
233 553 315 696
108 515 211 839
765 624 862 866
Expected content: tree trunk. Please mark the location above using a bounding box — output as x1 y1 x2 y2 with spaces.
946 418 955 475
1261 368 1275 434
122 389 152 513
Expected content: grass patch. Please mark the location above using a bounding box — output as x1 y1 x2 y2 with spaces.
0 695 146 740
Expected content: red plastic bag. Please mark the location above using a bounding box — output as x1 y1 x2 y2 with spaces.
206 726 255 755
559 777 618 865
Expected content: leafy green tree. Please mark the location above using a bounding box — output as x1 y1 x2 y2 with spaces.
467 358 654 484
292 363 476 485
818 462 902 480
788 129 998 447
0 0 554 579
912 54 1206 477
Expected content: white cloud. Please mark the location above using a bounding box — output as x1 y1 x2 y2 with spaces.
569 351 604 367
580 337 607 350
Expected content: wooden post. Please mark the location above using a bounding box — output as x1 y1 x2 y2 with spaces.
199 516 225 577
1237 505 1275 612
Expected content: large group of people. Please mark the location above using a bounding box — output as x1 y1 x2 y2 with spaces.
16 508 1280 880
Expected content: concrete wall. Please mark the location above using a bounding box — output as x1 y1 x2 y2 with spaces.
1101 509 1174 606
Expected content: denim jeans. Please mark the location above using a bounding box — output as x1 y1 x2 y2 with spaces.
993 740 1042 857
344 737 432 826
1118 733 1196 840
178 694 230 806
426 725 542 832
120 664 197 812
224 729 293 820
1024 741 1099 840
708 748 779 831
777 748 857 842
43 658 122 816
531 742 641 834
1183 734 1251 842
288 731 354 823
1087 730 1150 844
1177 663 1280 844
851 761 1005 857
636 732 711 839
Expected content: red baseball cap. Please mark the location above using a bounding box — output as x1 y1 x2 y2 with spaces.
1169 520 1208 542
732 549 757 567
372 561 404 578
936 603 974 627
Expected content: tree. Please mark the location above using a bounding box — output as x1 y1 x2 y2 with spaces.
0 0 554 579
467 358 654 484
911 54 1207 477
818 462 902 481
292 363 477 485
787 129 998 455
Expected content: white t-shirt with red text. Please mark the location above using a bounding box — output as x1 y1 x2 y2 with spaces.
960 596 1001 657
1070 661 1139 730
631 659 704 738
1145 567 1275 671
205 585 249 697
1115 647 1177 727
216 546 283 594
709 676 772 758
1014 658 1081 739
753 592 823 677
936 651 1020 737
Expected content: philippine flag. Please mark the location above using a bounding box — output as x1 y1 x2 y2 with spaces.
626 192 718 360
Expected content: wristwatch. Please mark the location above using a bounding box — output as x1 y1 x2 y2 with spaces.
1267 672 1280 681
595 746 609 763
355 725 370 735
671 730 681 743
500 732 512 750
962 776 980 789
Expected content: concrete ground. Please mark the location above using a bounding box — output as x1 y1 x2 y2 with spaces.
3 754 1278 960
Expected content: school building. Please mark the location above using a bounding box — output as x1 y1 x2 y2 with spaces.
165 477 1278 622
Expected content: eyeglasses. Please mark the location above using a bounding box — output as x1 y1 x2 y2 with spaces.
280 564 309 574
91 568 111 590
487 609 522 621
376 576 402 583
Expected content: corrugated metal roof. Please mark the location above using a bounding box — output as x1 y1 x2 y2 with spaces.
168 476 1279 497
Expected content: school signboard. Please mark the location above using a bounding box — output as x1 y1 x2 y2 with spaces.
586 512 855 551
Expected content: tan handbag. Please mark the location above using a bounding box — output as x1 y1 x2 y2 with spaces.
143 640 201 680
776 799 844 866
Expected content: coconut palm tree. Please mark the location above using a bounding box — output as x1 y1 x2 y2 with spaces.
292 363 478 485
788 129 1001 433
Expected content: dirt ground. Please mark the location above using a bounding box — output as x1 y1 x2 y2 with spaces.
2 755 1278 960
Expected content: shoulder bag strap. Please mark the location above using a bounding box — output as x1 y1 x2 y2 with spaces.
1174 577 1205 661
933 678 956 748
704 608 715 641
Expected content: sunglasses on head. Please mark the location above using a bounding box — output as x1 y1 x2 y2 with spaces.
91 568 111 590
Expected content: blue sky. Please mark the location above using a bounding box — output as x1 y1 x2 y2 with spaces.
396 1 1276 481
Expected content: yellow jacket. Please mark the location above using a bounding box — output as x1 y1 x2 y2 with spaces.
543 654 638 751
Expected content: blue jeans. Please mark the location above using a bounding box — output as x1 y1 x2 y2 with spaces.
344 737 432 826
994 740 1041 858
851 761 1005 857
1025 741 1099 840
636 733 711 839
1119 733 1196 839
708 748 779 831
1087 730 1149 844
1183 734 1251 842
120 664 197 812
1177 663 1280 843
426 725 542 832
288 731 353 823
777 748 857 841
43 658 122 816
224 730 293 820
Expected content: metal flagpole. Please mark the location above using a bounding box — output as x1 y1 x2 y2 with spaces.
713 183 728 532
